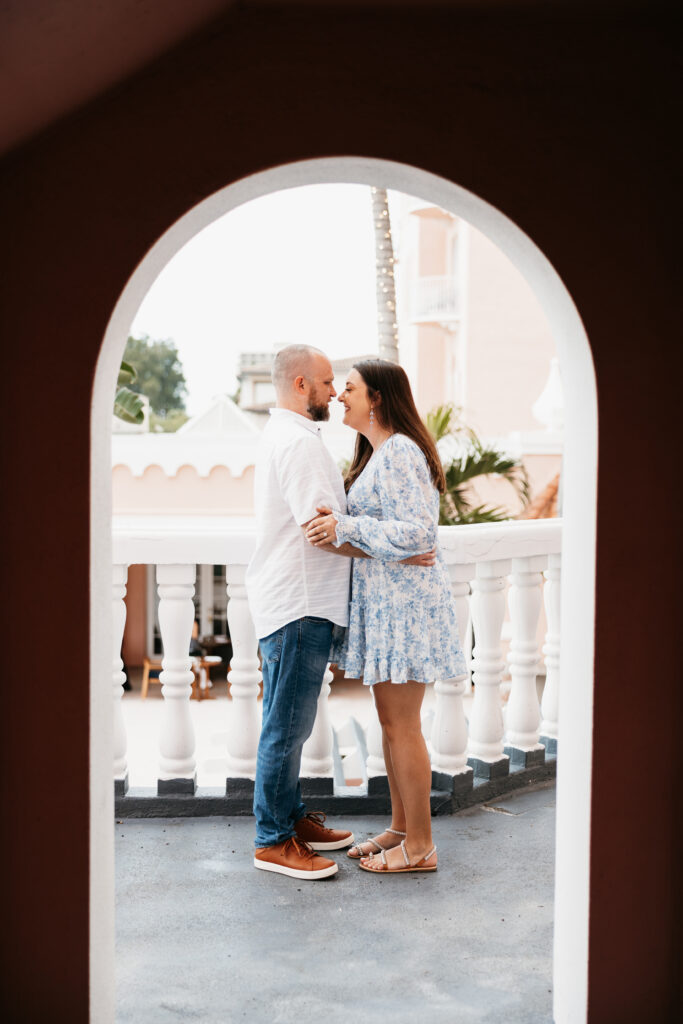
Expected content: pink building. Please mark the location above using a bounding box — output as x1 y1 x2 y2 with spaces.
393 195 562 511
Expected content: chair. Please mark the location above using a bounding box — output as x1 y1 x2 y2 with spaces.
191 655 222 700
141 657 163 699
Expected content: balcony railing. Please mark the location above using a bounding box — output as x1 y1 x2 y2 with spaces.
411 274 459 324
112 517 561 814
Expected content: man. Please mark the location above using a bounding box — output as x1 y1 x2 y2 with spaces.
246 344 355 879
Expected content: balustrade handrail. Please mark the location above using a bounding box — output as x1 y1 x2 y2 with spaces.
112 514 562 566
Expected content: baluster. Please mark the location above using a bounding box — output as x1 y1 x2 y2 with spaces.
467 558 511 778
504 555 546 766
112 564 129 795
430 565 473 791
540 553 561 755
463 615 474 693
157 564 197 794
366 692 388 794
225 564 261 785
301 664 334 794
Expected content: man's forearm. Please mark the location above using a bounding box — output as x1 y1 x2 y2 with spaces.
319 541 370 559
314 540 435 565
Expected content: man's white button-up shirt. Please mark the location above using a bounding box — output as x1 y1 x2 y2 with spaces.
245 408 351 640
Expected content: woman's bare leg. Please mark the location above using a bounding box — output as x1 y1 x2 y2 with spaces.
382 728 407 832
349 723 406 857
370 680 433 865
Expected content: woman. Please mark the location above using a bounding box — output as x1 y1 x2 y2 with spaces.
306 359 467 874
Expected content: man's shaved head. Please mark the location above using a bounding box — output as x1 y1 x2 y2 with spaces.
272 344 326 395
271 344 336 421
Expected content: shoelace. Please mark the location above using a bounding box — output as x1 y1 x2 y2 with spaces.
283 837 316 861
304 811 331 832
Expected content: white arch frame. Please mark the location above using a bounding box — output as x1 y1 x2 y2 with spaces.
91 157 596 1023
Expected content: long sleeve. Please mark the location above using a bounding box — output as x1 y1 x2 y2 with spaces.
334 435 437 560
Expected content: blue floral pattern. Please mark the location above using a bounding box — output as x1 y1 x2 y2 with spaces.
331 433 467 685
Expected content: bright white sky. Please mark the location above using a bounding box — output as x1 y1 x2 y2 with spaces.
130 184 382 415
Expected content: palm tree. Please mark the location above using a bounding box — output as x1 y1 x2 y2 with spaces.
425 404 530 524
371 187 399 363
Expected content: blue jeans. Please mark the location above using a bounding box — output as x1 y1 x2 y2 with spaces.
253 616 334 848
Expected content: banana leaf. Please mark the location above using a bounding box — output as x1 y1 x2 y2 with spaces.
114 386 144 424
117 360 137 387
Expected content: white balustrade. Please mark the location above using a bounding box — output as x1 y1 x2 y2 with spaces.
301 664 334 776
111 517 563 797
467 559 511 773
540 553 562 751
112 564 128 785
505 555 546 761
156 564 197 787
430 565 473 777
225 564 261 778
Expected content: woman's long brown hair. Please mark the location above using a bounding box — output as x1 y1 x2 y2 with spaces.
344 360 446 494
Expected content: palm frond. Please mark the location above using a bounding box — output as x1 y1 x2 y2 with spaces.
117 360 137 387
425 403 476 444
451 440 530 503
425 404 456 443
114 386 144 424
426 402 530 524
439 496 510 526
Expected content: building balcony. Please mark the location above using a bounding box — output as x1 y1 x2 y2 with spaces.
411 275 460 325
112 517 561 816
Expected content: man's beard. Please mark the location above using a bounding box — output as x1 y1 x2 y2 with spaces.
307 397 330 421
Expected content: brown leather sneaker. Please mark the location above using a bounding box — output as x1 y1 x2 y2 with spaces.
254 837 338 879
294 811 354 851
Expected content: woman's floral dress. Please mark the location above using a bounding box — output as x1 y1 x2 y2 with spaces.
331 433 467 685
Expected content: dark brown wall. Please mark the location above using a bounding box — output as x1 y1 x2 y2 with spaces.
0 0 236 156
0 3 679 1020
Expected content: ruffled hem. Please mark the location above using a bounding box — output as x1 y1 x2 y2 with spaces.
332 636 467 686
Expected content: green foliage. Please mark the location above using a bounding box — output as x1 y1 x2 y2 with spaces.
425 403 473 445
123 335 188 416
114 360 144 424
117 360 137 387
150 410 190 433
425 403 530 525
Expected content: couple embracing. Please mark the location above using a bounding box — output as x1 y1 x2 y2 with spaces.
245 345 466 880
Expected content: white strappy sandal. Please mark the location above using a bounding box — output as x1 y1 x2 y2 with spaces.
347 828 406 860
359 839 438 874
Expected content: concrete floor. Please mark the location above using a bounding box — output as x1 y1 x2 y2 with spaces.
116 783 555 1023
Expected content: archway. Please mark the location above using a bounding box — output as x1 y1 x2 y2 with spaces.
91 156 597 1022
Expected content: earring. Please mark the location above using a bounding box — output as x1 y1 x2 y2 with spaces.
369 407 375 425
